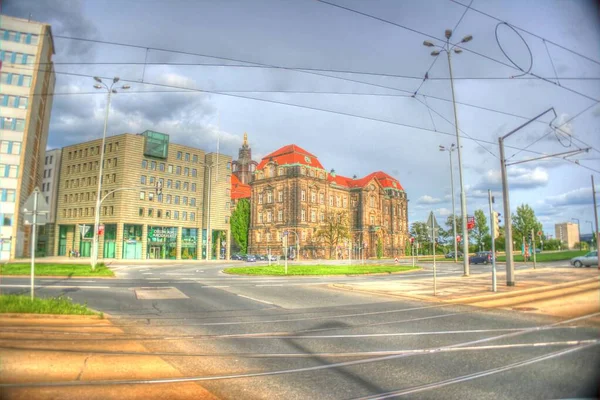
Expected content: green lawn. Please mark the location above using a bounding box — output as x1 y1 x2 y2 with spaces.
0 294 101 316
496 250 586 262
0 263 114 277
223 264 421 276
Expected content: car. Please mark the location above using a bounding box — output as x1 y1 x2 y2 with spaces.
231 254 243 261
535 248 541 254
269 254 278 261
257 255 267 261
469 251 493 265
246 255 257 262
445 251 463 259
570 251 598 268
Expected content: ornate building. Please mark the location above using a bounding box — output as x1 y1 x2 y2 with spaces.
248 144 409 259
231 133 258 185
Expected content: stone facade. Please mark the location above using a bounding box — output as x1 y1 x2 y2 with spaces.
231 133 258 185
53 131 232 260
248 145 409 259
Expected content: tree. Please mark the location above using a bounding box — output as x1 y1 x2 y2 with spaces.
473 209 490 251
410 222 430 254
316 211 351 259
445 214 463 237
511 204 542 248
376 237 383 259
230 199 250 254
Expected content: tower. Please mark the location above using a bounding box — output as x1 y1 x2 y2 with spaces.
232 132 258 184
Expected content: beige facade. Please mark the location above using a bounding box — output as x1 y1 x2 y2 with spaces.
37 148 62 255
0 15 56 260
555 222 580 250
248 145 409 259
53 131 232 260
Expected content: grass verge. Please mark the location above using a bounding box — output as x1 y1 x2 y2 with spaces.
223 264 421 276
0 263 114 277
0 294 101 316
496 250 586 262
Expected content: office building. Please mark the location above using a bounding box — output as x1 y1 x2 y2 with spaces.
0 15 56 260
555 222 580 250
36 148 62 255
53 131 232 260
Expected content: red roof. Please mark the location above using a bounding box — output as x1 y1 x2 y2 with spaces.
329 171 404 190
256 144 324 170
231 174 251 200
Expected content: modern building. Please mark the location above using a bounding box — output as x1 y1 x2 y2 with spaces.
53 131 232 260
36 148 62 256
0 15 56 260
248 144 409 259
555 222 580 250
231 132 257 185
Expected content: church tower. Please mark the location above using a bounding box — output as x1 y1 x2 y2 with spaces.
232 132 258 184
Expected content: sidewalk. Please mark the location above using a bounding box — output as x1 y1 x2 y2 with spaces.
0 314 219 400
332 267 599 320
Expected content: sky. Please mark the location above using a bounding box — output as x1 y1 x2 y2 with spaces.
4 0 600 236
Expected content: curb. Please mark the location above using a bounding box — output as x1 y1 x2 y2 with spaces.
0 274 116 279
331 276 599 304
0 313 105 319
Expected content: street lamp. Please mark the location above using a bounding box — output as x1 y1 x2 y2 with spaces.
91 77 129 270
571 218 581 251
439 144 458 263
423 30 473 276
586 220 595 250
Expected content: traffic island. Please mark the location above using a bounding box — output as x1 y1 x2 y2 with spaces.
0 263 115 277
223 264 421 276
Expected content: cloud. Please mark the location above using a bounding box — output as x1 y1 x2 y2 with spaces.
545 185 600 207
434 207 453 217
473 167 549 191
417 195 444 205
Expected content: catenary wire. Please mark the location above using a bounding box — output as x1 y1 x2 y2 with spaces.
494 22 533 78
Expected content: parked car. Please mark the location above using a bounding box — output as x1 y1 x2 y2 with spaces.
231 254 244 261
469 251 493 265
535 248 541 254
570 251 598 268
246 254 257 262
445 251 463 259
257 255 267 261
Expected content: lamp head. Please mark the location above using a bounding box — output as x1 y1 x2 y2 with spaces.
121 84 131 90
461 34 473 43
113 77 120 83
93 76 102 83
423 40 435 47
445 29 452 39
431 50 441 56
454 48 463 54
93 84 102 89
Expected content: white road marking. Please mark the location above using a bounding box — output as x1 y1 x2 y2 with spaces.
0 284 111 289
142 273 154 275
202 285 230 288
237 294 274 305
145 278 161 280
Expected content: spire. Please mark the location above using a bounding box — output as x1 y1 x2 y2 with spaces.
243 132 248 147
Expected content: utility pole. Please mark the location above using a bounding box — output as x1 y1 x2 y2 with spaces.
488 190 497 292
592 175 599 270
531 229 537 269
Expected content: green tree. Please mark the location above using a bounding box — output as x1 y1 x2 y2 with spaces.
230 198 250 254
511 204 542 248
376 237 383 259
410 221 430 254
473 209 490 251
445 214 463 237
316 211 351 259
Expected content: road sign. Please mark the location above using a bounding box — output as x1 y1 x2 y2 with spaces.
456 235 461 243
467 216 475 230
22 187 50 214
79 225 91 237
426 212 440 231
24 213 48 225
537 231 542 237
98 225 105 236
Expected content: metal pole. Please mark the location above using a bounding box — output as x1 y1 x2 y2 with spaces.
30 190 38 299
284 235 288 274
92 90 112 270
488 190 497 292
449 151 458 264
268 247 271 266
412 242 415 268
447 46 469 277
499 137 515 286
432 214 437 296
531 228 537 269
592 175 599 270
206 165 212 261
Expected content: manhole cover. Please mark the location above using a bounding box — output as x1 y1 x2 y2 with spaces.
512 307 538 311
134 287 189 300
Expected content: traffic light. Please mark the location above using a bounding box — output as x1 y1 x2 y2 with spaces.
492 211 501 239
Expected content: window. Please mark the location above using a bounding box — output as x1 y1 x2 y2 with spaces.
319 193 324 204
148 208 153 217
278 210 283 222
185 153 190 161
336 196 341 207
157 210 162 218
183 182 189 191
226 188 230 196
311 210 316 222
278 191 283 202
311 192 316 203
150 176 155 185
140 175 147 185
301 209 306 222
139 208 144 217
1 164 19 178
166 211 171 219
301 190 306 201
140 191 145 200
168 164 173 173
175 181 181 190
320 212 325 222
167 179 172 189
258 212 263 223
343 197 347 207
181 211 187 221
278 167 284 176
174 211 179 220
370 196 375 207
193 154 198 163
301 231 307 240
190 212 196 221
191 183 196 192
1 189 16 202
176 166 181 175
183 167 189 176
191 168 197 177
142 160 148 168
177 151 182 160
267 191 273 203
226 162 231 170
183 196 188 205
159 163 165 172
267 211 272 222
1 214 13 226
190 198 196 206
175 196 180 205
149 192 154 201
150 161 156 170
258 194 263 204
329 195 333 206
370 215 375 225
166 195 172 204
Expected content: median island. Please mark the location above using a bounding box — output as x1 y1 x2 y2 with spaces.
0 263 114 277
223 264 421 276
0 294 101 316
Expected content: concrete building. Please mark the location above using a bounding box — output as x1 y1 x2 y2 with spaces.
231 133 257 185
555 222 580 250
53 131 232 260
0 15 56 260
248 144 409 259
37 148 62 255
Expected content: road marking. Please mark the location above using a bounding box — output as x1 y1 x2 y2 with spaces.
202 285 230 288
142 273 154 275
145 278 161 280
0 284 110 289
236 294 274 305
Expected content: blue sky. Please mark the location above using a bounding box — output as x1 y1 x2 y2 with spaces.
5 0 600 235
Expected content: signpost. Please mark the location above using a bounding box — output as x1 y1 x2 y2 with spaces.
22 187 50 299
531 229 537 269
283 231 288 274
79 224 91 238
427 211 441 296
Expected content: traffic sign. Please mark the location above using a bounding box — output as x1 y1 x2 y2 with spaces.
537 231 542 237
22 187 49 214
467 216 475 230
79 225 91 237
98 225 105 236
456 235 461 243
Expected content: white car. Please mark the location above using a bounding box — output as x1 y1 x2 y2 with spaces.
570 251 598 268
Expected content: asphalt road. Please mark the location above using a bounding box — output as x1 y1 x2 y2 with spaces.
1 260 599 399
